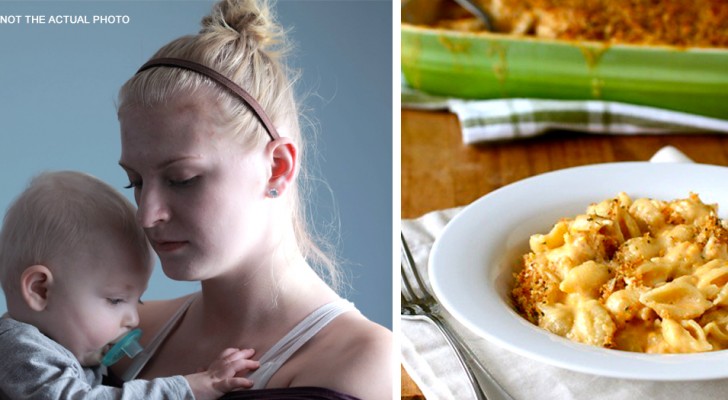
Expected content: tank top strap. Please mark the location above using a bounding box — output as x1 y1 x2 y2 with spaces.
120 294 197 382
248 299 358 389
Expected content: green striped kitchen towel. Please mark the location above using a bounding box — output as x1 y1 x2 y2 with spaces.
402 83 728 144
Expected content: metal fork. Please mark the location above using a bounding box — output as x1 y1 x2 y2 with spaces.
401 0 494 31
452 0 495 31
401 232 513 400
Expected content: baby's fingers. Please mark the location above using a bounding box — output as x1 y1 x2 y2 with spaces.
227 356 260 375
217 347 242 359
213 376 255 393
209 355 259 379
216 347 254 361
210 348 255 372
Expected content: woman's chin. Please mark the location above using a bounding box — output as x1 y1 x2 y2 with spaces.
160 262 207 282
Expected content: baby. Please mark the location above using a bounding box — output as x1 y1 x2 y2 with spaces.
0 171 258 399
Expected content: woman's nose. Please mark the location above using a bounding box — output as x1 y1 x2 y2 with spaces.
136 185 170 228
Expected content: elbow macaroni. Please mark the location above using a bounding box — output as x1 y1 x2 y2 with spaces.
512 192 728 353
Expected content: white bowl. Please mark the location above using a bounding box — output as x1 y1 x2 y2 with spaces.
429 162 728 380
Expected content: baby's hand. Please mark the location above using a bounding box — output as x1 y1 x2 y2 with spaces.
184 348 259 400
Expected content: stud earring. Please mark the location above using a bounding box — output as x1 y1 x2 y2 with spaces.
268 187 279 198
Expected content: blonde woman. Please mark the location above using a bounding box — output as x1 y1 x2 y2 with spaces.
111 1 392 398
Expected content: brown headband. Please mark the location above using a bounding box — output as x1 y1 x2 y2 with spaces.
136 57 280 141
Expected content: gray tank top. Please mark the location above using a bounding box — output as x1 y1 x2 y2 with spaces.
121 296 357 388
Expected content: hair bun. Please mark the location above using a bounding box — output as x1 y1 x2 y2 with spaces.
200 0 287 55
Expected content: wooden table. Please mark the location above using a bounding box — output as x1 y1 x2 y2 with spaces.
400 107 728 399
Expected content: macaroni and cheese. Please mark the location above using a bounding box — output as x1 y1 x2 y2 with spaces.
512 193 728 353
428 1 728 48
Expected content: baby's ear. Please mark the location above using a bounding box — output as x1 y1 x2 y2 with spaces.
20 265 53 311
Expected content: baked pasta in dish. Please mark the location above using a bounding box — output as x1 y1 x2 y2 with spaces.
512 193 728 353
433 0 728 48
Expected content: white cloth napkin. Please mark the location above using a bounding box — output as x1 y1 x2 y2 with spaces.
402 83 728 144
401 146 728 400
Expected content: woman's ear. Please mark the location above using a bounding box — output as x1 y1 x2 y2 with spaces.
265 137 298 197
20 265 53 312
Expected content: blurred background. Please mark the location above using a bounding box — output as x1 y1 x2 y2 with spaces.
0 0 392 328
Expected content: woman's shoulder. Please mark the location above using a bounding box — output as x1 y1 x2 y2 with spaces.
319 309 392 362
289 308 393 399
329 310 392 352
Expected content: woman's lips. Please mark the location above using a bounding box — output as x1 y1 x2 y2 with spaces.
154 241 188 252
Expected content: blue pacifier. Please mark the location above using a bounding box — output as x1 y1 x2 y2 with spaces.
101 328 144 367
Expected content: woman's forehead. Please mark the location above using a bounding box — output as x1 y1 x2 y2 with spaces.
120 100 231 154
121 92 223 128
121 85 228 121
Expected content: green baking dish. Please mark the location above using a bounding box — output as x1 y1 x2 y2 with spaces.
401 24 728 119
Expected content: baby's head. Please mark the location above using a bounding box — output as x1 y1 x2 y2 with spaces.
0 171 153 366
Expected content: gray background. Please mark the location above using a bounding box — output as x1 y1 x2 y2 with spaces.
0 0 392 328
